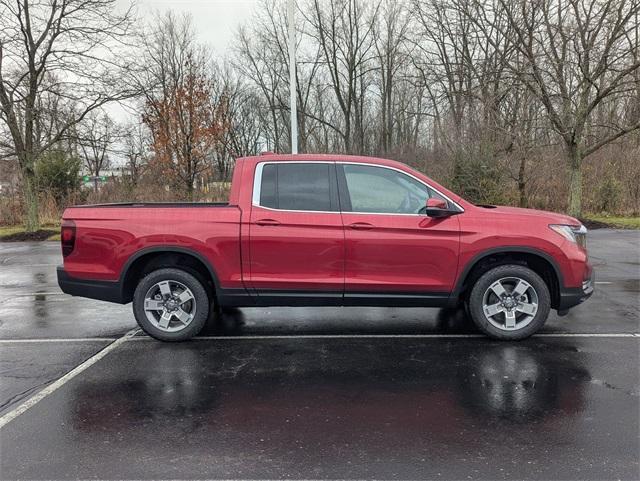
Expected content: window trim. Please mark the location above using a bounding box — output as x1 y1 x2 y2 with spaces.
252 161 464 215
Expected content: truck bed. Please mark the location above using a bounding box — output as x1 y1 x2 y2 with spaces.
61 203 242 286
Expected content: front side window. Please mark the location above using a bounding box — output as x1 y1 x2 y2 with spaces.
340 164 443 214
258 163 335 212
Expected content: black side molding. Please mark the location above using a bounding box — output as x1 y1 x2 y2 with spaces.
218 288 451 308
57 266 126 304
343 291 450 307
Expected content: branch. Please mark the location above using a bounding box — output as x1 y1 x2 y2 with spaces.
584 120 640 157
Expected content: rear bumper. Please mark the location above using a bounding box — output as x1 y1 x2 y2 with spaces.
557 274 594 312
57 266 126 304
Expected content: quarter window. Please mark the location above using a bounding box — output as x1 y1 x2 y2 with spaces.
259 163 335 212
340 164 444 214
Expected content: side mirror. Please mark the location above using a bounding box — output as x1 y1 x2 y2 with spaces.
425 198 453 218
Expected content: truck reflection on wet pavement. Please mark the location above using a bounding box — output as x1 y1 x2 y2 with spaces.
2 337 637 480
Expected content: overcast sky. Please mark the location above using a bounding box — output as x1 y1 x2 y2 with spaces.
109 0 259 128
119 0 258 54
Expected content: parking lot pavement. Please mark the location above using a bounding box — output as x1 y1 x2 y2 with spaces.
0 242 134 339
0 340 111 417
0 229 638 479
1 337 638 480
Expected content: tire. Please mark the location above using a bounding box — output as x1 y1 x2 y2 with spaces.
468 264 551 340
133 267 210 341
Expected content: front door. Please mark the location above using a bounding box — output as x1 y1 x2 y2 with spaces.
248 161 344 300
337 163 460 301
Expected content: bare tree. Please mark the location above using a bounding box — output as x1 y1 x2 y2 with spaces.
76 112 118 190
121 122 149 189
305 0 380 153
0 0 140 230
234 2 288 152
467 0 640 216
234 0 322 153
411 0 490 199
373 0 410 154
212 70 264 179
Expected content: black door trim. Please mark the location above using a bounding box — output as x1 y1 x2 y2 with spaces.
218 288 450 308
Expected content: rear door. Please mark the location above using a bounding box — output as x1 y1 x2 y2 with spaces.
248 161 344 300
337 163 460 301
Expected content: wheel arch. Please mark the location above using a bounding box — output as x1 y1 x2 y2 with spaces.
119 247 221 303
451 247 564 309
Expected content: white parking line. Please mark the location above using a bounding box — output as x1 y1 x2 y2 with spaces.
128 333 640 340
0 328 139 430
18 264 59 268
0 333 638 344
0 292 66 303
0 338 118 343
15 292 64 296
534 333 638 337
1 292 66 299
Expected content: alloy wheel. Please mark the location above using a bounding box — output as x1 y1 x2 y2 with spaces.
481 276 539 331
143 280 197 333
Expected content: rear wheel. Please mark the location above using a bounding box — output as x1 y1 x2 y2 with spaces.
468 264 550 340
133 267 209 341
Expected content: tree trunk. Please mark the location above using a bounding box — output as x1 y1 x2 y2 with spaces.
518 156 527 208
187 180 194 201
344 119 351 154
23 170 40 232
381 92 388 154
566 143 583 218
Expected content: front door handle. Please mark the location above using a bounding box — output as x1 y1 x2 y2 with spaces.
255 218 281 226
348 222 374 230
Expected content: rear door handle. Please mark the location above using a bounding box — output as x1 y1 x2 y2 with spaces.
255 218 281 226
348 222 374 230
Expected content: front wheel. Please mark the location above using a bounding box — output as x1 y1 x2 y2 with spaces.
133 267 210 341
468 264 551 340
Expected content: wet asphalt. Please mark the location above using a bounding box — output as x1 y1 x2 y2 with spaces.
0 229 638 480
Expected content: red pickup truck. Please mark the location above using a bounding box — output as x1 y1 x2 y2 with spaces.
58 154 593 341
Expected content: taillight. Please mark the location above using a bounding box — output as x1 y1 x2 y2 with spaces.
61 220 76 257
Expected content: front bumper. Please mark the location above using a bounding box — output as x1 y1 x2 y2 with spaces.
57 266 126 304
557 274 594 312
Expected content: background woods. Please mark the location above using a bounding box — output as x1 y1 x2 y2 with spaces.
0 0 140 230
1 0 639 231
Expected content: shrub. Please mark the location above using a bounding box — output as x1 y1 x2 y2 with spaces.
0 197 22 226
596 174 622 214
450 155 508 205
35 151 81 205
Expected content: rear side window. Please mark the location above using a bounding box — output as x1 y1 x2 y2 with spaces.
260 164 277 207
258 163 336 212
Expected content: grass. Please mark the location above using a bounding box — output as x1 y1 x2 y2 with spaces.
0 226 26 237
0 224 60 241
584 214 640 229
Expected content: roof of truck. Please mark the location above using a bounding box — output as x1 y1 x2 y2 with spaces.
235 153 468 208
239 153 409 167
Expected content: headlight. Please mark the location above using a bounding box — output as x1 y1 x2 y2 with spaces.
549 224 587 250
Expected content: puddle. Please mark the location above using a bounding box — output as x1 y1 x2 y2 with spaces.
619 279 640 293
